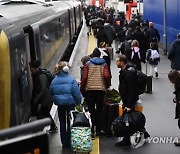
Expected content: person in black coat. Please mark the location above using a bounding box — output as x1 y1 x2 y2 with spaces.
115 55 150 146
115 55 139 146
168 70 180 146
168 33 180 70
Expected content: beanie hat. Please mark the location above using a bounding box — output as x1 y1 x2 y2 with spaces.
92 48 101 57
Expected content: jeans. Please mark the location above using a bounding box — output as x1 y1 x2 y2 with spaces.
57 104 75 146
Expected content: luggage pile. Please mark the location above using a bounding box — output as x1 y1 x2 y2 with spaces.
102 88 121 136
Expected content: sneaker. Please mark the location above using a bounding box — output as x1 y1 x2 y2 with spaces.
155 72 158 78
48 126 58 133
144 131 150 139
115 138 131 147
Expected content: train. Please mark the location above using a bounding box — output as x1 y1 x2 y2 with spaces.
0 0 82 129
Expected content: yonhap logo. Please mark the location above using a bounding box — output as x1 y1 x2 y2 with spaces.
147 137 179 144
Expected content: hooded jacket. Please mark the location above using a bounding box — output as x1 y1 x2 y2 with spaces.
80 57 110 94
168 39 180 70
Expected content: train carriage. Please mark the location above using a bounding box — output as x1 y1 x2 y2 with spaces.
0 0 82 129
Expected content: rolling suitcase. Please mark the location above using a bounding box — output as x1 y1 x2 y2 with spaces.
102 100 119 136
145 62 152 93
106 47 113 60
71 127 93 153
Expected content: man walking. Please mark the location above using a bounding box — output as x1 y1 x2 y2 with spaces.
168 33 180 70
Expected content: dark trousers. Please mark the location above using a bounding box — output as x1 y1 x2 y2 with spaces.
40 105 56 129
85 90 105 134
57 105 75 146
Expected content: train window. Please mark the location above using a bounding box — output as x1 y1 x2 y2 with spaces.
34 33 41 60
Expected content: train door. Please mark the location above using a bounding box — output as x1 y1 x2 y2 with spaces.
10 31 32 125
24 23 41 62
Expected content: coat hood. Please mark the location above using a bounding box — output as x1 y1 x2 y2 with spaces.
89 57 106 65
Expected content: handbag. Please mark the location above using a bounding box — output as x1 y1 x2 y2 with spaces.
70 106 92 128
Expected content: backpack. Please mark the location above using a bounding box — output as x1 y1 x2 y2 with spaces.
40 69 55 86
136 71 147 95
128 67 147 95
148 28 157 42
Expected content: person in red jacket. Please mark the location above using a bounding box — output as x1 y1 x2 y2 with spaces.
80 48 110 139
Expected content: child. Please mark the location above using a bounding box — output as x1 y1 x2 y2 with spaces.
146 42 160 78
80 55 90 80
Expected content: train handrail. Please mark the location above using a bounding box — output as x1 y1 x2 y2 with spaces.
0 118 52 139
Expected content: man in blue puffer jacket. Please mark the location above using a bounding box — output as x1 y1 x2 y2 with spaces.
50 61 82 149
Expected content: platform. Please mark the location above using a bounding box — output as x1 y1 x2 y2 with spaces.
48 19 180 154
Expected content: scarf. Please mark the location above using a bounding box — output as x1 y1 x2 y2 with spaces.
98 48 108 58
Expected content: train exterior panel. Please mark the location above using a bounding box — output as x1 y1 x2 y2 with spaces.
0 0 82 129
143 0 180 45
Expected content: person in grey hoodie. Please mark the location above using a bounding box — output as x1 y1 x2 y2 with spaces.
168 33 180 70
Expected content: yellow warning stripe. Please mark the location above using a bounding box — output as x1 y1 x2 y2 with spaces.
87 34 99 154
91 137 99 154
88 34 96 55
0 30 11 129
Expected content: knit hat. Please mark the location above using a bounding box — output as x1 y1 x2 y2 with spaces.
92 48 101 57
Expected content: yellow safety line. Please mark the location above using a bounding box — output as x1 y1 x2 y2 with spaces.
91 137 99 154
88 34 96 55
87 34 99 154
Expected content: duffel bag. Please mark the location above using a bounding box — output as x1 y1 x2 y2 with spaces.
112 111 146 137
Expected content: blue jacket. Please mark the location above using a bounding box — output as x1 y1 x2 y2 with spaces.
50 72 82 106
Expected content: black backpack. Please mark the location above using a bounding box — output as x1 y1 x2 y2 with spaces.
137 71 147 95
40 69 55 86
127 67 147 95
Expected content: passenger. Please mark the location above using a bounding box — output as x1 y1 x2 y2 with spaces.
129 40 144 71
80 48 110 139
29 60 57 132
80 55 91 81
115 55 150 146
148 22 160 46
146 42 160 78
50 61 82 149
168 33 180 71
98 42 112 85
168 70 180 146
